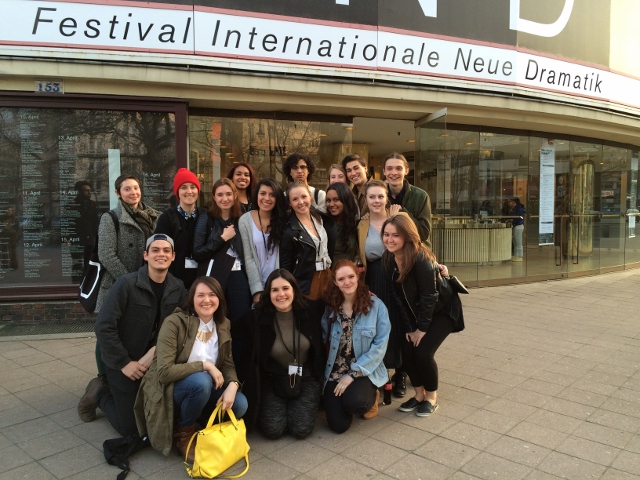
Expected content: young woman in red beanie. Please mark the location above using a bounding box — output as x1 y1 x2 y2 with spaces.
154 168 207 290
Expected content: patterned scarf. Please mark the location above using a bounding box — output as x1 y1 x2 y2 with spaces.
122 200 157 239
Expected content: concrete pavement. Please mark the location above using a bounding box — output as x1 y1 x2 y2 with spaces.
1 270 640 479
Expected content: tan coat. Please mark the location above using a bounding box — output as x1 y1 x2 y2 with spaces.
357 211 410 273
134 307 239 456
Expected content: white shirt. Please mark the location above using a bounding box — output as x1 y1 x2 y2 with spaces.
187 319 219 365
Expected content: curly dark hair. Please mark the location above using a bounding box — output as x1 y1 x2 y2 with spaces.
251 178 288 252
326 182 359 247
257 269 307 316
182 276 227 324
323 260 373 320
283 153 316 182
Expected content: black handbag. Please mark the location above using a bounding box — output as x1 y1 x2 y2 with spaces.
448 275 469 294
78 211 118 313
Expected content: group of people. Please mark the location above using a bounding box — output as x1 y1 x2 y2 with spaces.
76 151 464 462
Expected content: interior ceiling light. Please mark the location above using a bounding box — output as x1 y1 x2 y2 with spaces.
439 133 449 137
407 139 416 143
341 123 355 131
465 142 474 146
319 133 328 137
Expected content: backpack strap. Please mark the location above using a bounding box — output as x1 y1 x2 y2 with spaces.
314 187 319 205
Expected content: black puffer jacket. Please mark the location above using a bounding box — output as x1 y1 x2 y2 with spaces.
280 209 337 295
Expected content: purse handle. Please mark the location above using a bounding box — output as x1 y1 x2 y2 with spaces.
204 403 240 430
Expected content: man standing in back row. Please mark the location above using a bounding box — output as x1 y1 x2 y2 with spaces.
342 153 369 213
384 152 432 248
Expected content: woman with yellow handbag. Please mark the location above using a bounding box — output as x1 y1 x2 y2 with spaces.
134 276 248 460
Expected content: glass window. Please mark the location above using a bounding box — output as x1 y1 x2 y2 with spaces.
188 115 353 201
0 107 178 290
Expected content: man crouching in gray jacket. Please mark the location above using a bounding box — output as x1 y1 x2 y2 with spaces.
80 234 186 436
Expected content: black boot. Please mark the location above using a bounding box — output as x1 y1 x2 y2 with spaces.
392 372 406 398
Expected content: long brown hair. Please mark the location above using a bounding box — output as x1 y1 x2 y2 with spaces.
382 215 435 282
182 276 227 325
323 260 373 319
209 178 242 220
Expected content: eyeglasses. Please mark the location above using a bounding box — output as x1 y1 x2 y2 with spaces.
291 165 308 171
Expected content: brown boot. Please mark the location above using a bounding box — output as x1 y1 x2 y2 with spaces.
175 424 197 462
77 376 105 422
362 389 380 420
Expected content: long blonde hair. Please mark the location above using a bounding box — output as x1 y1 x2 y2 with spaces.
382 215 435 282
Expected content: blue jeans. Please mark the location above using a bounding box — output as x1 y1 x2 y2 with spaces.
173 372 248 427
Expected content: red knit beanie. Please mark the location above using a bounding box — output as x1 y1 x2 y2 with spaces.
173 168 201 197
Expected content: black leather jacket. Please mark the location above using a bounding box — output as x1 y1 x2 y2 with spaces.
384 251 439 333
192 213 245 265
280 209 337 295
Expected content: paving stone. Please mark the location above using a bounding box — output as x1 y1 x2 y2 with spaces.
413 437 480 469
0 445 34 473
18 430 85 461
506 422 569 450
306 456 377 479
462 452 532 480
0 461 57 479
525 409 582 434
555 435 620 466
375 421 433 451
269 439 335 474
343 437 408 471
611 451 640 476
537 452 606 479
1 416 64 444
383 454 455 480
571 421 633 449
38 443 103 478
485 436 551 467
462 409 521 434
439 422 501 450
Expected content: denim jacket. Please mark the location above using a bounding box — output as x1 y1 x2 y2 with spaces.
321 296 391 389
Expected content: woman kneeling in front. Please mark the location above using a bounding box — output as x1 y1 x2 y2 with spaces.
135 276 248 460
322 260 390 433
239 269 324 439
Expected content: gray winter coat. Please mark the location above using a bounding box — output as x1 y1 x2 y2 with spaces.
95 200 158 312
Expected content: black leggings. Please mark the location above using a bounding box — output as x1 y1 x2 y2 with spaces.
323 377 377 434
401 313 453 392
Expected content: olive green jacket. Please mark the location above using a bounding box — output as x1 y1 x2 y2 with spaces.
134 307 239 456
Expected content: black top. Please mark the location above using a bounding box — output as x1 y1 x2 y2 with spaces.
154 206 206 290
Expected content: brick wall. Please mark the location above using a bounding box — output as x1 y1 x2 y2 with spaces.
0 301 96 324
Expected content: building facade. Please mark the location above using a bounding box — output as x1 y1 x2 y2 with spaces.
1 0 640 321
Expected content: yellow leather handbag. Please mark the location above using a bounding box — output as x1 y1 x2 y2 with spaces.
184 404 250 478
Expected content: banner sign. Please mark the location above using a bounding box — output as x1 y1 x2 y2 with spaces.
2 1 638 112
539 139 555 246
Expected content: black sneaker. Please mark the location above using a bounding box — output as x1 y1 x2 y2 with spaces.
416 400 438 417
393 372 407 398
398 397 423 412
